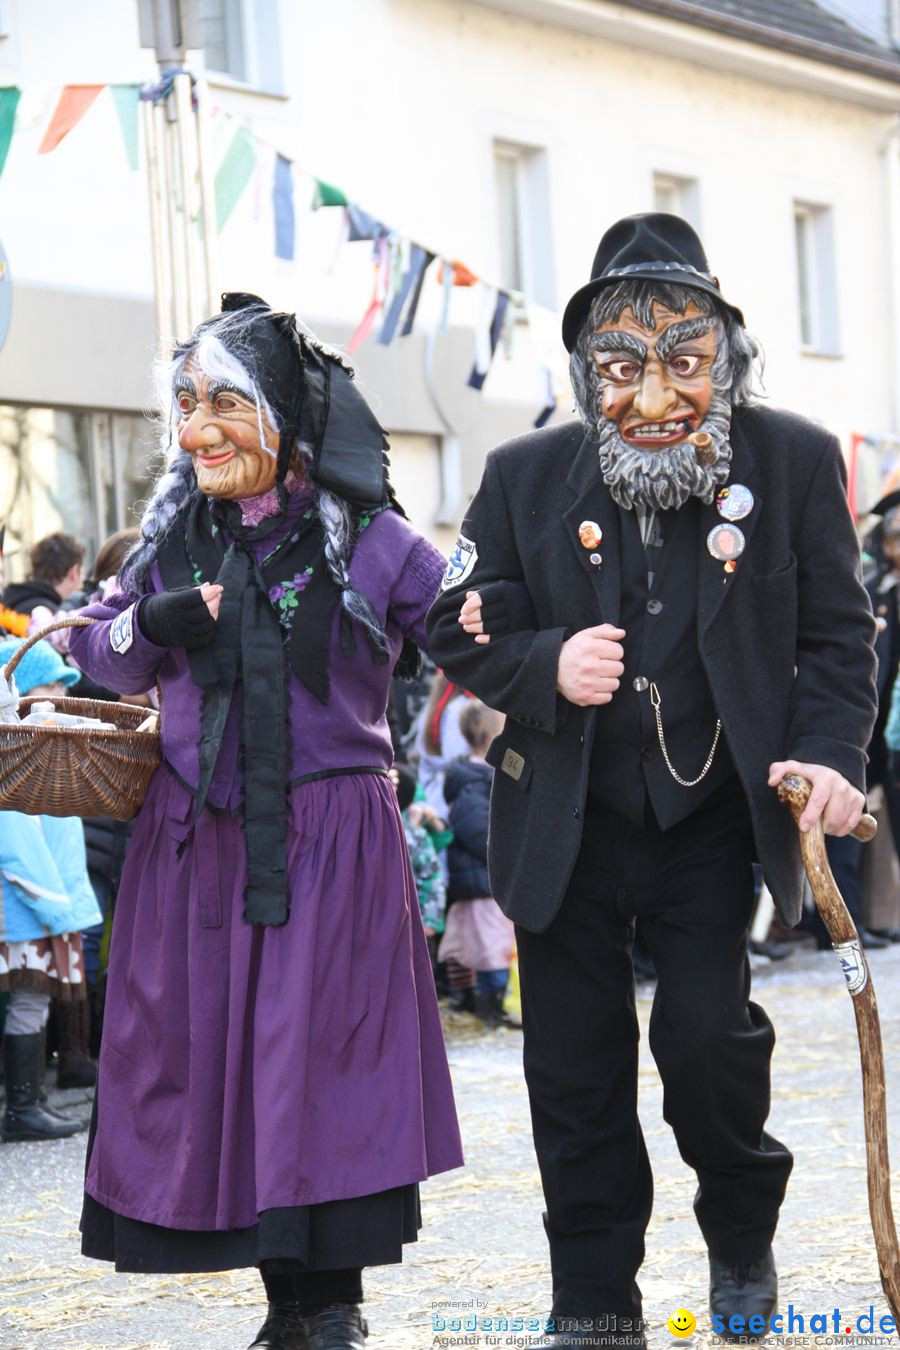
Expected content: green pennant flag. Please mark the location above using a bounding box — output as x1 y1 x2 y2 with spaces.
311 177 348 210
215 125 258 231
0 88 21 179
110 84 140 170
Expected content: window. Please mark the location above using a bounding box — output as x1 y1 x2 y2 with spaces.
197 0 283 94
892 0 900 45
0 405 154 580
493 140 556 309
199 0 246 82
652 172 701 228
793 201 841 354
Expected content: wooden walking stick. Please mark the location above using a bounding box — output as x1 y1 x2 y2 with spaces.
778 774 900 1321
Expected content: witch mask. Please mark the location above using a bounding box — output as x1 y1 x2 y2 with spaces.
175 362 281 501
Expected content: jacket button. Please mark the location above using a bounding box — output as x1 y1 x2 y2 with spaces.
647 599 663 615
641 744 654 761
573 806 580 820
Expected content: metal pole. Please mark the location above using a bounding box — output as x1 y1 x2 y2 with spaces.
173 71 200 328
143 97 170 348
163 92 189 340
194 76 220 317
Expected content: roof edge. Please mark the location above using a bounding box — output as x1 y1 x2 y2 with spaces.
619 0 900 84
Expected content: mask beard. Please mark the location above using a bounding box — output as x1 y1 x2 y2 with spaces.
596 387 733 512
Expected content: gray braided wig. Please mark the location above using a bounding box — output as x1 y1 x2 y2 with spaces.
120 313 389 655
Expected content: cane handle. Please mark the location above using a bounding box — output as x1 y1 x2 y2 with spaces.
777 773 876 842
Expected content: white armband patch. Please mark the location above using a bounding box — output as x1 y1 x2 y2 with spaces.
441 533 478 591
109 604 136 655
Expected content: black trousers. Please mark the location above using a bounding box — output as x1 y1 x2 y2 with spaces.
516 778 793 1323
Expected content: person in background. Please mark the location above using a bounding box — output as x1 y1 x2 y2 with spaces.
0 527 29 637
439 701 516 1028
0 636 102 1141
2 531 85 617
414 672 472 818
392 764 447 982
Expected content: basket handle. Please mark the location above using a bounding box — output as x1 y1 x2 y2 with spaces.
2 612 163 719
2 615 96 680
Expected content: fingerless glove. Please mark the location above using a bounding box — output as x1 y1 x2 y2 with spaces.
476 580 537 635
137 588 216 650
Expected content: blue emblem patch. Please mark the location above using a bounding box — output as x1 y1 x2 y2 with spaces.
109 604 135 655
441 533 478 592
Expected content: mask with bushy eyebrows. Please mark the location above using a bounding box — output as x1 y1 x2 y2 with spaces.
570 280 747 512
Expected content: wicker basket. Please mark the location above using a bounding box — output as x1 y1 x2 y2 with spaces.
0 615 161 820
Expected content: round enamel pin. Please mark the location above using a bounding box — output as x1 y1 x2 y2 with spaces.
707 523 745 563
578 520 602 550
716 484 754 522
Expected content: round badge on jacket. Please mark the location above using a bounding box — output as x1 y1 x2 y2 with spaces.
707 523 745 562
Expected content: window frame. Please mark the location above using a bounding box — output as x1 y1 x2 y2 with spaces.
792 199 841 357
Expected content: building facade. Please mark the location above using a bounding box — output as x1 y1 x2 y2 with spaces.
0 0 899 576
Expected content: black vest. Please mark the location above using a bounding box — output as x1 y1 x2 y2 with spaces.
588 497 736 828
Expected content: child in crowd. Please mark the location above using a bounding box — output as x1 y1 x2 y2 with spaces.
0 636 101 1140
439 701 516 1027
392 765 447 982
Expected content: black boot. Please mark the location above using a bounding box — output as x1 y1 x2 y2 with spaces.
56 998 97 1088
709 1248 777 1338
2 1033 86 1141
304 1305 368 1349
248 1301 308 1349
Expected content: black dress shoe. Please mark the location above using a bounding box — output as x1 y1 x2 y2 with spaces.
304 1304 368 1349
709 1249 777 1338
248 1301 308 1349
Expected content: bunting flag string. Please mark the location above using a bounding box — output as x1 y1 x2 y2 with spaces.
468 289 510 391
0 88 20 179
38 84 104 155
0 78 564 418
273 154 295 261
109 85 140 170
215 124 258 231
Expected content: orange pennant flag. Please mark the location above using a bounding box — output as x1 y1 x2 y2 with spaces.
437 258 479 288
38 85 105 154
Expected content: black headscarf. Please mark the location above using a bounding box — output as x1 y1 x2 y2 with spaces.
163 294 414 926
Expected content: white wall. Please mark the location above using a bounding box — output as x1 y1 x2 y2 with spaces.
0 0 898 528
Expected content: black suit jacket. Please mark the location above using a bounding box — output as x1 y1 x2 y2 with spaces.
426 404 877 930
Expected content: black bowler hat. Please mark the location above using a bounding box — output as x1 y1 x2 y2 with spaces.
561 212 745 352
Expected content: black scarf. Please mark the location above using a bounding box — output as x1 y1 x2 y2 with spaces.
158 493 348 927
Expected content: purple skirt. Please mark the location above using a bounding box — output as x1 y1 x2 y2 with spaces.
86 767 463 1233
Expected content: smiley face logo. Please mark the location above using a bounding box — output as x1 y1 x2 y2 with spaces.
668 1308 696 1338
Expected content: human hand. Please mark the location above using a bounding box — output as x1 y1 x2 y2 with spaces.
556 625 626 705
200 582 223 620
138 586 222 650
767 760 865 835
418 804 445 831
459 591 489 644
458 582 537 646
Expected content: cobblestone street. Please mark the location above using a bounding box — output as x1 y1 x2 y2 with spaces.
2 944 900 1350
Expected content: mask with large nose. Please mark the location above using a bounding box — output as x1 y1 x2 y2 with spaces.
591 299 718 449
175 360 280 500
